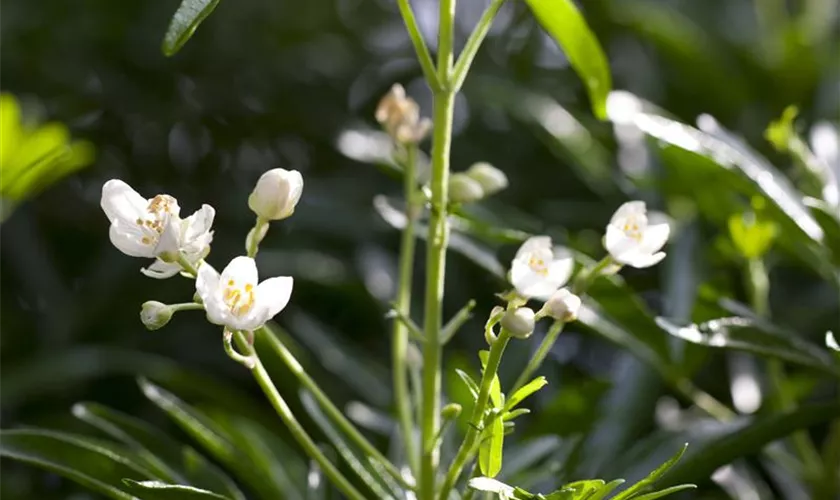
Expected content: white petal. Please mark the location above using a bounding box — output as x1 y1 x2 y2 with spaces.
221 256 259 285
514 236 552 261
256 276 294 319
546 255 574 289
196 262 226 325
141 259 181 279
509 258 533 292
109 223 155 258
183 204 216 241
153 216 181 258
609 200 646 226
101 179 146 223
624 251 666 268
226 309 267 331
284 171 304 215
640 222 670 255
604 224 640 261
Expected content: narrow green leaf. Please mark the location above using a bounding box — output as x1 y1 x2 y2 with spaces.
543 479 605 500
0 429 156 499
611 444 688 500
479 415 505 478
505 377 547 410
656 316 840 376
586 479 626 500
479 350 503 408
455 369 480 400
523 0 612 119
503 408 531 421
631 484 697 500
124 480 230 499
73 402 246 500
162 0 220 56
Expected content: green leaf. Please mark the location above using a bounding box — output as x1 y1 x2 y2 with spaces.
522 0 612 119
611 444 688 500
505 377 547 411
586 479 625 500
543 479 605 499
479 415 505 478
299 390 401 499
72 402 245 500
123 480 229 499
764 105 799 153
479 350 503 408
455 368 481 400
631 484 697 500
138 378 286 500
0 428 157 499
162 0 220 56
655 316 840 376
728 212 777 259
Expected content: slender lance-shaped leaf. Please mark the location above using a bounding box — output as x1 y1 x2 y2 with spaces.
656 316 840 377
611 444 688 500
479 414 505 478
72 402 246 500
505 377 547 411
523 0 612 119
456 368 481 400
123 480 230 499
0 428 158 500
587 479 626 500
162 0 220 56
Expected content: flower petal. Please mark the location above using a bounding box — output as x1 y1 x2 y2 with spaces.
625 251 666 268
640 222 670 255
609 200 646 226
546 255 574 289
514 236 552 261
109 223 155 258
604 224 640 261
256 276 294 319
141 259 181 279
101 179 146 223
220 256 259 285
196 262 227 325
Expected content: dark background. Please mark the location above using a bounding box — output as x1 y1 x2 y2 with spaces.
2 0 838 498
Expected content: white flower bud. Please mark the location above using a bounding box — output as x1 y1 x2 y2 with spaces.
449 173 485 204
375 84 431 144
540 288 581 322
140 301 173 331
501 307 536 339
466 162 508 196
248 168 303 221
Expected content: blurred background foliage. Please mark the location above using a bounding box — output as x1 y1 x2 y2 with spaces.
1 0 838 499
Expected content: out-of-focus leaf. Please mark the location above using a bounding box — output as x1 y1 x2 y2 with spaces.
479 414 505 478
586 479 625 500
805 196 840 263
656 316 840 376
501 436 563 478
123 480 229 499
611 444 688 500
162 0 220 56
455 368 480 400
138 378 285 500
630 485 697 500
544 479 604 499
0 429 156 500
72 403 245 500
505 377 547 411
299 391 401 500
523 0 612 119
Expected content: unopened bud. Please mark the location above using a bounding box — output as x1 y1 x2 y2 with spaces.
448 173 485 204
441 403 462 420
540 288 581 322
140 301 173 331
501 307 536 339
466 162 508 196
375 84 431 144
248 168 303 221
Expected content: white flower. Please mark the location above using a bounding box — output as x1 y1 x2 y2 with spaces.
604 201 670 268
540 287 581 322
510 236 574 300
248 168 304 221
101 179 215 278
196 256 293 331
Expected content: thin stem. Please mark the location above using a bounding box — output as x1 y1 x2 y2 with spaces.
233 332 367 500
441 299 476 344
419 0 456 494
396 0 442 91
389 306 426 343
511 320 565 393
246 218 269 258
438 330 511 500
393 144 421 475
177 253 198 277
258 325 413 490
170 302 204 312
451 0 505 91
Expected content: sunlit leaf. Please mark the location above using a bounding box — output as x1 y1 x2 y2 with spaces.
479 415 505 478
505 377 547 411
123 480 229 499
631 485 698 500
611 444 688 500
162 0 220 56
586 479 625 500
523 0 612 119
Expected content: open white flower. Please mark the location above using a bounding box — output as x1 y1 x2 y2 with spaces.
510 236 574 300
101 179 215 278
196 256 293 331
604 201 670 268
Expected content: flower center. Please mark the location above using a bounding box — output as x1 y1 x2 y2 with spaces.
223 279 256 317
135 195 177 246
527 253 550 276
621 215 645 241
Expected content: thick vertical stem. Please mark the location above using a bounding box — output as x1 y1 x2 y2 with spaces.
393 145 419 474
419 0 456 495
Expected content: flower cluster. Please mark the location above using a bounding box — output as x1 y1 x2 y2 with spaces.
102 169 302 337
375 84 431 145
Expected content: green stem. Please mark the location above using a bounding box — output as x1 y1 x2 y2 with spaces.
419 0 456 495
247 218 268 258
438 330 511 500
451 0 505 91
511 320 565 394
259 325 413 490
393 144 420 475
396 0 442 91
233 332 367 500
170 302 204 312
746 258 824 479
